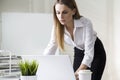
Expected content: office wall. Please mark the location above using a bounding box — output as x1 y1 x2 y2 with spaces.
0 0 55 48
1 13 53 55
0 0 46 12
0 13 1 49
113 0 120 79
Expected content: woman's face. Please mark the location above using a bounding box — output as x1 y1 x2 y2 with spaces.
55 3 75 25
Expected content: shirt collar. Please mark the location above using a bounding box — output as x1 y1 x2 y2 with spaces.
64 18 84 33
74 18 84 28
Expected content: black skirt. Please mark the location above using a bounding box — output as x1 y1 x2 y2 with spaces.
73 37 106 80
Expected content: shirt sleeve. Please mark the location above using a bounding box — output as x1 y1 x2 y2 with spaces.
81 19 96 67
43 26 58 55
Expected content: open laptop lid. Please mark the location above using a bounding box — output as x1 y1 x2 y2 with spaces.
21 55 76 80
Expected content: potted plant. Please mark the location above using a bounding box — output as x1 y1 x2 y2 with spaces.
18 60 39 80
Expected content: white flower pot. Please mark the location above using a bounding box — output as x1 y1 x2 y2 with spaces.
21 75 37 80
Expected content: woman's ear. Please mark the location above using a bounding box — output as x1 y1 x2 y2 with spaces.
72 8 76 15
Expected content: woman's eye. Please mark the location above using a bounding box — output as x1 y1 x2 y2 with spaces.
56 12 60 14
63 11 68 14
56 11 68 15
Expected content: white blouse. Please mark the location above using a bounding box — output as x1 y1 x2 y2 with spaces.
43 16 97 67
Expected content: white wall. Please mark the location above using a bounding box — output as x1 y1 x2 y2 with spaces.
1 13 53 55
105 0 115 80
0 0 45 12
0 0 55 48
113 0 120 79
0 13 2 49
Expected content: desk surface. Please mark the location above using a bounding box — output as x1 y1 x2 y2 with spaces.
0 77 20 80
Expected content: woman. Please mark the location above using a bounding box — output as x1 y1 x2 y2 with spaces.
43 0 106 80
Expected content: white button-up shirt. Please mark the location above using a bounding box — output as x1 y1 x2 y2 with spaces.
43 16 97 67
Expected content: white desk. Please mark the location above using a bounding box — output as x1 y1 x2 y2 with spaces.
0 77 20 80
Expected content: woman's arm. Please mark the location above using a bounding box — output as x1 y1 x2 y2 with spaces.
43 26 58 55
81 18 95 68
75 18 96 73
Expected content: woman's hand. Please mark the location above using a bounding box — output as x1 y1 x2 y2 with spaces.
79 64 88 70
75 64 88 80
75 71 79 80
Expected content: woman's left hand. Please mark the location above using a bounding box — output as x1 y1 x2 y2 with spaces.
75 71 79 80
75 64 88 80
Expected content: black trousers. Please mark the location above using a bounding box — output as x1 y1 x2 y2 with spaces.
73 38 106 80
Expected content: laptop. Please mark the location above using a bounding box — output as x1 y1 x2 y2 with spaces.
21 55 76 80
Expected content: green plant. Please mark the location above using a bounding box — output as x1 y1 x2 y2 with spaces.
19 60 39 76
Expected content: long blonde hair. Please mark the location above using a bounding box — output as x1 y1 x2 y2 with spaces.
53 0 81 51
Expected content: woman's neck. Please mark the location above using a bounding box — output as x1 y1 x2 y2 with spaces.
65 19 74 31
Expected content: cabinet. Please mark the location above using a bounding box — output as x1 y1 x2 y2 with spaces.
0 50 22 78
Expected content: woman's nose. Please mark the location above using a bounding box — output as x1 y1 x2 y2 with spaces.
59 13 64 19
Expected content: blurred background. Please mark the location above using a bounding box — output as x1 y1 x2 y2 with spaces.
0 0 120 80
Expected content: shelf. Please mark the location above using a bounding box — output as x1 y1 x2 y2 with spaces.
0 50 22 78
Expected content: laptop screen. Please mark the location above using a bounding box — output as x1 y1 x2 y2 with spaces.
21 55 76 80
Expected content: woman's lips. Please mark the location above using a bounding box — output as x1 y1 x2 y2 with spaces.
60 20 65 22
